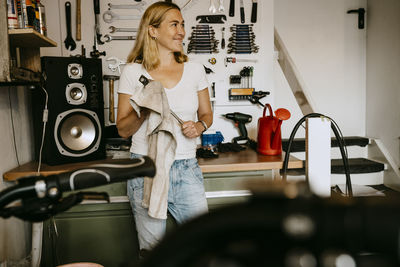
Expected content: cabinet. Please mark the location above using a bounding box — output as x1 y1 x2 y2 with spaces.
39 171 271 267
0 1 57 84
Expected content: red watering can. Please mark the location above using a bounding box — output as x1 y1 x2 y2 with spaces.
257 104 291 155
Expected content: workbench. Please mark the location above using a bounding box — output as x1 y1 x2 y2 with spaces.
3 148 302 180
3 148 302 267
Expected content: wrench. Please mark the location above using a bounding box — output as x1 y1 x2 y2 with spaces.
218 0 224 12
209 0 216 13
108 2 145 11
104 34 136 42
103 10 141 23
109 26 138 33
64 2 76 51
94 0 104 44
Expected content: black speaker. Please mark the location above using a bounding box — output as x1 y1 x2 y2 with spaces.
32 56 106 165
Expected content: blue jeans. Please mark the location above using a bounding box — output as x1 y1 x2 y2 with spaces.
127 154 208 250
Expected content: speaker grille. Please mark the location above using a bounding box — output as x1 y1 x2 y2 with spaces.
54 109 102 157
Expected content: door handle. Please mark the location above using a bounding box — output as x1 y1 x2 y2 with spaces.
347 8 365 29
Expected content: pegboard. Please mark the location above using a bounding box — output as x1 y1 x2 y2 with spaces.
46 0 274 142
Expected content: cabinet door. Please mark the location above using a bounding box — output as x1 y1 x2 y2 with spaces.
41 203 140 267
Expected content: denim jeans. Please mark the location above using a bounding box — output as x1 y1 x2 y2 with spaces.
127 154 208 250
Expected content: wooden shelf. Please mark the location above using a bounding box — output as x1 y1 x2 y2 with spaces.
8 28 57 48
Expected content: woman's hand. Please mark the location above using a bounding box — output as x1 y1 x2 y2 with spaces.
117 93 148 138
181 121 204 138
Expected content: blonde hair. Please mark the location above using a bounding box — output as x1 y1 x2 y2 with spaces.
126 1 188 70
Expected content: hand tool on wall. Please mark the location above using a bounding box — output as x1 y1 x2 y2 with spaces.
208 57 217 65
239 0 245 23
103 10 141 23
103 75 119 123
211 82 216 111
108 2 145 11
188 48 219 54
230 24 253 31
228 48 258 54
249 91 270 107
188 25 219 54
218 0 225 12
196 15 226 23
221 27 225 49
224 56 258 66
223 112 252 144
228 24 259 54
93 0 104 44
104 34 136 42
80 44 86 57
109 26 138 33
76 0 81 41
204 64 214 73
251 0 257 23
347 8 365 29
229 0 234 17
181 0 193 10
64 2 76 51
90 31 106 58
209 0 216 13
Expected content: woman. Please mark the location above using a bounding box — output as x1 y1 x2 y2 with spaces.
116 1 213 254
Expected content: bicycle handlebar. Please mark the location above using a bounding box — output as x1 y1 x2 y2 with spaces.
0 156 155 210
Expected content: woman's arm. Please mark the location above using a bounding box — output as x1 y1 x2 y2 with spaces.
182 88 213 138
116 93 148 138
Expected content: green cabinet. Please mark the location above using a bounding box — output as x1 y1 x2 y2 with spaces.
40 170 272 266
41 202 139 267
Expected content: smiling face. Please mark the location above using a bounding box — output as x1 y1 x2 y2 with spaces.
150 9 185 54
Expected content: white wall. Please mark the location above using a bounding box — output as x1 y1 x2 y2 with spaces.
0 87 34 263
274 0 367 138
366 0 400 166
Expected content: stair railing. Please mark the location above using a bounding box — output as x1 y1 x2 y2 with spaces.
274 28 314 115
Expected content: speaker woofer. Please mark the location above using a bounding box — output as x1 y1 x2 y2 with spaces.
54 109 102 157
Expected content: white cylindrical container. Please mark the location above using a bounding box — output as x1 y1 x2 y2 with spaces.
37 2 47 36
7 0 18 29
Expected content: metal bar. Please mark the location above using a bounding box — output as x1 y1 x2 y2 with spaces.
170 110 184 125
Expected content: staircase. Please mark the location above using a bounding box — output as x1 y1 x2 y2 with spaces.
281 136 387 187
274 27 400 191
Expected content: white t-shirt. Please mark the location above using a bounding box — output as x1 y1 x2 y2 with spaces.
118 61 209 159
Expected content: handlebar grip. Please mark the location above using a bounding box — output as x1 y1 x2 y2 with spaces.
56 156 155 191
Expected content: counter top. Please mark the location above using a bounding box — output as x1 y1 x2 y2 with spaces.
3 149 302 181
198 148 302 173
